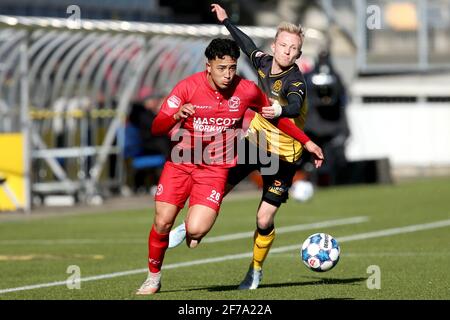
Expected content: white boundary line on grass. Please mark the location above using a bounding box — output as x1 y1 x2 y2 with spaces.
0 218 449 295
202 216 369 243
0 216 369 245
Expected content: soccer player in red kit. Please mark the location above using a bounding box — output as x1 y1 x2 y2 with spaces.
136 38 312 295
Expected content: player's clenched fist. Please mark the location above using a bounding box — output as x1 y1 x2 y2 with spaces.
261 99 282 119
173 103 195 121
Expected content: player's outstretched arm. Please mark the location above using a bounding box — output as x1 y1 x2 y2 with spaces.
275 117 310 145
211 3 258 58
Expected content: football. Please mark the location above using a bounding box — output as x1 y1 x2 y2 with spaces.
301 233 340 272
291 180 314 202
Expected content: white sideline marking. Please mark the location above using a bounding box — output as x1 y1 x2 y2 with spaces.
0 239 143 245
1 218 449 295
268 219 450 254
0 216 369 245
204 216 369 243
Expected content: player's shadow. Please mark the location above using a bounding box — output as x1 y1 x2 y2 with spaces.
162 276 367 294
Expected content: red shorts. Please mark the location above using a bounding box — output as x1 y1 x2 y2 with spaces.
154 161 229 212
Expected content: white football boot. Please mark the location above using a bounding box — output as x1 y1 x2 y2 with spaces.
168 222 186 249
238 266 263 290
136 271 161 295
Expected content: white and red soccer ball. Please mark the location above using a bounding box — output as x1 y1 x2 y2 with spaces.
301 233 340 272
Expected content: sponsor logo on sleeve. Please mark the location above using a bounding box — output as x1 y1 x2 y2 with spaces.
167 95 181 109
258 69 266 79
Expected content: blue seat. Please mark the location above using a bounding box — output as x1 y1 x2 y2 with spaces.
132 155 166 170
123 124 166 170
123 124 142 159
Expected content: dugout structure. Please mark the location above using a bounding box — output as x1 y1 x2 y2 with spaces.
0 16 275 212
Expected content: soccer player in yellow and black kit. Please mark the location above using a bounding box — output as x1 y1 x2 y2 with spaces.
211 3 324 290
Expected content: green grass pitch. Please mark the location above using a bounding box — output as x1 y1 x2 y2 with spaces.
0 177 449 300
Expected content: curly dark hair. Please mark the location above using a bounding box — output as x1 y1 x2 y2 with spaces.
204 38 240 61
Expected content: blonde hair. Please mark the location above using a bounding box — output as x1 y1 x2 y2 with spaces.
275 22 305 42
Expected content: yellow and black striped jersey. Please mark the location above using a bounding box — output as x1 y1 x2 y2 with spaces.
247 51 308 163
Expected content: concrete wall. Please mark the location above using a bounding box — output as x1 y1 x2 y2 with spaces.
346 102 450 173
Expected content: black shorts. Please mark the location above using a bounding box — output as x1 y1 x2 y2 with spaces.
227 139 298 207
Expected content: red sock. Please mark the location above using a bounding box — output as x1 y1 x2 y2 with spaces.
148 225 169 273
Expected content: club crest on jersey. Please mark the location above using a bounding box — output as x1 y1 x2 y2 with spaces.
167 95 181 109
272 80 282 92
228 96 240 112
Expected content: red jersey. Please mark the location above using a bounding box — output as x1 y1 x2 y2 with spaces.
158 71 269 168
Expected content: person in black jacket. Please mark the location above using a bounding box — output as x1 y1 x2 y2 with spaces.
303 50 350 186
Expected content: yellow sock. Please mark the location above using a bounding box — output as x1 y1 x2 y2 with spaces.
252 229 275 269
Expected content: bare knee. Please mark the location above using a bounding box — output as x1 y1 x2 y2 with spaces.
257 215 274 230
154 218 173 234
186 223 210 248
184 204 217 248
154 207 178 233
256 202 278 230
186 230 205 248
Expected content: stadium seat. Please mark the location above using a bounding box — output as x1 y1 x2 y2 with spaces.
131 155 166 170
123 124 166 170
123 124 142 159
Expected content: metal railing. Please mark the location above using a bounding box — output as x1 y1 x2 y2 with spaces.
0 16 274 210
